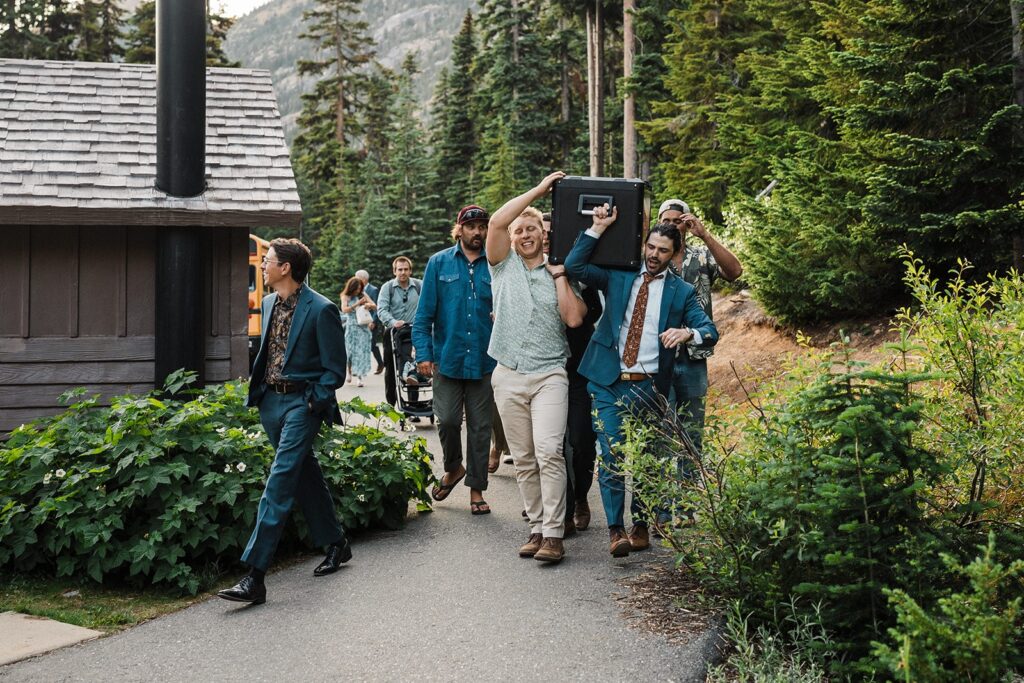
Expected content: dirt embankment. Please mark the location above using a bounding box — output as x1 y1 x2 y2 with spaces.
707 290 899 404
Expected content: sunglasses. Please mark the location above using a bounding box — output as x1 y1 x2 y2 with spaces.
459 208 488 223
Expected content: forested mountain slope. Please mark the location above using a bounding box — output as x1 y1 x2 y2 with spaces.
224 0 473 140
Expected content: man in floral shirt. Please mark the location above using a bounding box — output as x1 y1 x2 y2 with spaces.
658 199 743 505
218 238 350 605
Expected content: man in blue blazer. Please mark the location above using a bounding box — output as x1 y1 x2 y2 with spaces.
218 238 351 605
564 206 718 558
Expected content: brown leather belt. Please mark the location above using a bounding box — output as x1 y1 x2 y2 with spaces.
267 381 302 394
619 372 654 382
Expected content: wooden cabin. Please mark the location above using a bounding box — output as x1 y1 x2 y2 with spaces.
0 59 302 434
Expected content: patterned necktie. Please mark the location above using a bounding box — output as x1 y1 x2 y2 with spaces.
622 272 657 368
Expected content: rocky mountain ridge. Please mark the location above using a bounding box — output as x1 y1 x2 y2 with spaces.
224 0 474 143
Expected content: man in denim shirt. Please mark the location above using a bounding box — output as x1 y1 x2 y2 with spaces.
413 205 497 515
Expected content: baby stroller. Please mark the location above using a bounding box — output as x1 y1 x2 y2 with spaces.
388 326 434 428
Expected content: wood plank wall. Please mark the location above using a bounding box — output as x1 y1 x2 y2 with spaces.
0 225 249 433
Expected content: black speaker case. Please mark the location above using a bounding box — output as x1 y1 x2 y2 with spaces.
548 176 651 270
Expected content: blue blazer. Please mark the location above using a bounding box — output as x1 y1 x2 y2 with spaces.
564 234 718 396
247 285 348 424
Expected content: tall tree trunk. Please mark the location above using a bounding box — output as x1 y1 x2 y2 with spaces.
623 0 636 178
1013 0 1023 269
560 15 571 165
587 0 605 176
512 0 520 103
586 3 597 175
595 0 605 176
335 20 345 193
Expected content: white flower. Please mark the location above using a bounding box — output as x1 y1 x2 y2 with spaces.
224 464 232 473
43 472 53 485
236 462 246 473
357 494 366 502
55 469 66 478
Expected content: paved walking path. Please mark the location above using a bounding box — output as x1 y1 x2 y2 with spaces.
0 371 716 682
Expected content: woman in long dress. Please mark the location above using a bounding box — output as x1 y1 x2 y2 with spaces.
340 276 374 387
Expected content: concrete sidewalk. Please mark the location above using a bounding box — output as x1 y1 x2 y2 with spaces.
0 370 716 682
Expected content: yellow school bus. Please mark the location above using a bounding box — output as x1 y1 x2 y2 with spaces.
248 234 271 367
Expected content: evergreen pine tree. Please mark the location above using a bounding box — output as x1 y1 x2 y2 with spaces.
207 4 240 67
76 0 125 62
710 2 881 323
41 0 77 59
353 56 448 282
1 1 37 58
431 10 480 216
628 0 676 182
827 0 1024 275
478 119 519 210
123 1 155 64
123 1 237 66
293 0 376 292
475 0 561 200
385 54 448 273
713 0 824 195
639 0 768 222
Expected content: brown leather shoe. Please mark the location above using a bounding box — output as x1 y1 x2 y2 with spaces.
609 528 631 557
534 537 564 563
573 500 591 531
563 517 577 538
519 533 543 557
628 524 650 551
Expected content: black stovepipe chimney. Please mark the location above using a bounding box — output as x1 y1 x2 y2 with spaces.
154 0 207 390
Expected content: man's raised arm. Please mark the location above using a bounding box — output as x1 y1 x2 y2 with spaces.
487 171 565 266
564 203 617 290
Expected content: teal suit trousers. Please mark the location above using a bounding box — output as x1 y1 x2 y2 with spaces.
240 390 344 572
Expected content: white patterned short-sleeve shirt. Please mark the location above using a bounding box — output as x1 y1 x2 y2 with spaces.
488 251 576 374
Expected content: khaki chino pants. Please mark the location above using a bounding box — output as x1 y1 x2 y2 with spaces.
492 365 569 538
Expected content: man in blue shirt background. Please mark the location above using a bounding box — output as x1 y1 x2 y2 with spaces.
413 205 497 515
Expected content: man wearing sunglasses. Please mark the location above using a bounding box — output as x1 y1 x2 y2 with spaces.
377 256 423 408
413 205 496 515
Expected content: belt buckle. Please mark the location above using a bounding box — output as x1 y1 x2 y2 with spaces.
620 372 631 382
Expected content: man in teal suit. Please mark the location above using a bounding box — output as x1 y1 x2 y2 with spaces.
564 207 718 558
218 238 350 605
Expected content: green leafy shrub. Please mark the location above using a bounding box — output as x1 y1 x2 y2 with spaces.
706 600 834 683
621 255 1024 676
874 533 1024 682
0 373 433 594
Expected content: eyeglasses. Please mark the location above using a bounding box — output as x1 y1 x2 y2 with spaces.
262 258 284 266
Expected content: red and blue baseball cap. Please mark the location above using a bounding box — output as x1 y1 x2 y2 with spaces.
457 205 489 225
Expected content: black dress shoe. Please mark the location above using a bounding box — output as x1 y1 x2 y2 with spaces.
217 575 266 604
314 538 352 576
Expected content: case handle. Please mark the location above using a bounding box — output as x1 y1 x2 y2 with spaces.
577 194 614 216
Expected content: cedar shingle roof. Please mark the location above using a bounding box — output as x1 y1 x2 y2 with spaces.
0 59 301 227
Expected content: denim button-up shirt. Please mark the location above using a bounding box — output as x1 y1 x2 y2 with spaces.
412 243 496 379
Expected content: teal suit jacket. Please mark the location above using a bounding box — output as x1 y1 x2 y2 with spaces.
564 234 718 396
247 285 347 424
